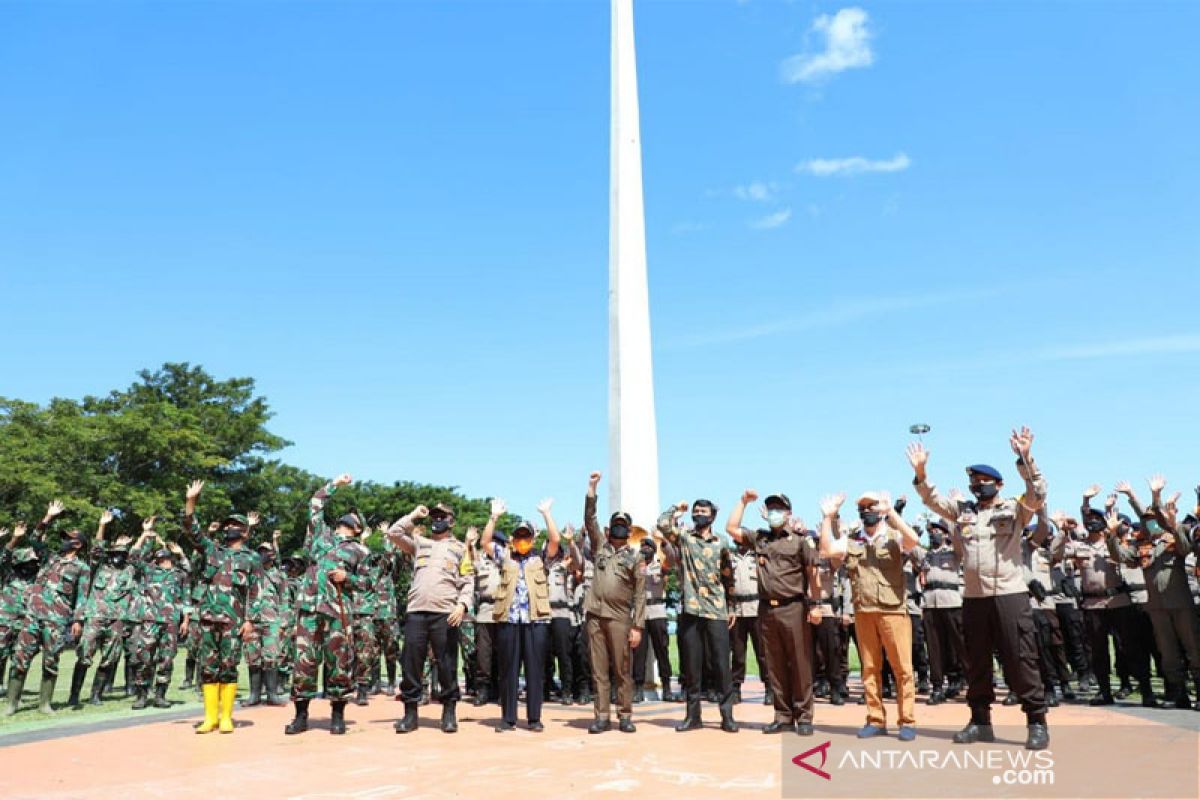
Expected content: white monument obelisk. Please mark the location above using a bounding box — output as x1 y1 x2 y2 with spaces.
608 0 660 527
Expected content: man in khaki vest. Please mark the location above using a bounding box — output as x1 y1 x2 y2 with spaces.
820 491 921 742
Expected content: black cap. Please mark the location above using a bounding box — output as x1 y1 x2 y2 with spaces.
764 494 792 510
609 511 632 527
511 520 535 538
337 513 364 532
153 548 173 561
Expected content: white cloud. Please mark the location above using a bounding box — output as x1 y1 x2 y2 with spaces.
781 7 874 84
797 153 911 177
1036 335 1200 361
750 208 792 230
734 180 776 202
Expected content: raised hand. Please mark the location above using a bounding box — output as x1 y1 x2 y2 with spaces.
741 489 759 505
1165 491 1182 512
906 442 929 477
168 542 183 555
588 472 602 490
12 523 27 540
333 473 353 487
1148 474 1167 495
247 511 261 528
465 527 479 547
411 505 429 520
1050 509 1068 527
536 498 554 516
99 509 114 526
44 500 65 521
207 521 221 533
947 487 965 504
142 516 157 532
1114 480 1135 497
819 494 845 518
562 522 576 542
1105 494 1118 511
1009 426 1035 460
490 498 507 519
186 480 205 500
1083 484 1102 500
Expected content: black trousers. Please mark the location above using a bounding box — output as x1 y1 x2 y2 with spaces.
497 622 548 725
1115 604 1158 687
910 614 929 680
1033 608 1072 688
730 615 767 689
924 607 966 690
1085 605 1149 690
547 617 574 698
475 622 498 693
570 622 592 695
633 617 672 690
678 613 733 715
1055 603 1089 677
963 594 1046 718
811 617 841 689
400 611 460 705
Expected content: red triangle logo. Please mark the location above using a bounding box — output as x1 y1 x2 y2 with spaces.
792 740 833 781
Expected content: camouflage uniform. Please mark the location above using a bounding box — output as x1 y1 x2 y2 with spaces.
11 544 90 680
128 544 190 695
292 481 371 702
245 563 288 670
351 546 379 696
279 567 302 686
0 548 40 666
371 543 402 692
181 514 264 684
76 551 138 671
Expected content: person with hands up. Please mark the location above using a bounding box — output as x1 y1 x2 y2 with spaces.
910 427 1051 751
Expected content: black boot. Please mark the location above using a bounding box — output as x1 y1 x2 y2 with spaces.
88 667 106 706
330 700 347 735
1025 713 1049 750
394 703 418 733
830 683 846 706
153 684 170 708
633 687 645 704
1089 687 1115 706
762 688 774 706
719 706 738 733
132 688 148 710
355 684 370 707
473 683 489 707
441 700 458 733
4 672 26 716
243 667 263 707
953 710 995 744
284 699 310 735
917 674 931 694
1140 680 1161 708
265 669 286 706
181 656 196 690
67 661 88 709
37 674 57 714
122 660 133 698
1002 690 1019 706
675 698 703 732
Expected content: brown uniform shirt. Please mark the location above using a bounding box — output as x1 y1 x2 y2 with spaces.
739 526 818 605
582 494 646 628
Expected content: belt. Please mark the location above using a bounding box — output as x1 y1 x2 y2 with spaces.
477 595 495 603
1083 588 1128 598
1125 584 1146 592
550 601 571 609
646 598 666 606
761 595 806 609
731 594 758 603
925 581 960 592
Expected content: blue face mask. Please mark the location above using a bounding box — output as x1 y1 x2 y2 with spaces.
1145 520 1163 535
767 510 788 529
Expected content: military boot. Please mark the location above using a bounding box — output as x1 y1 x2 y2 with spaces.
265 669 287 706
153 684 171 708
180 656 196 690
88 667 106 706
675 698 703 732
330 700 348 735
242 667 263 707
284 698 309 735
3 672 26 716
441 700 458 733
66 661 88 709
355 684 370 707
394 703 418 733
37 675 57 713
131 688 148 710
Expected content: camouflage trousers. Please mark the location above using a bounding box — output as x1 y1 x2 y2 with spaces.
77 618 127 669
460 621 477 692
11 616 74 679
244 620 285 668
279 616 297 676
198 619 243 684
186 615 203 656
131 621 178 690
0 621 20 662
372 617 400 679
352 614 377 687
292 611 353 701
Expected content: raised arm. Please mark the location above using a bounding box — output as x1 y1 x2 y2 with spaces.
179 480 205 551
907 442 960 522
725 489 758 545
538 498 561 560
885 495 921 552
385 505 428 556
583 472 603 553
818 493 847 566
1009 427 1046 527
481 497 506 552
1114 480 1146 519
95 508 113 547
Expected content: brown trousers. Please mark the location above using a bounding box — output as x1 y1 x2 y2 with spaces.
586 614 632 720
759 601 815 724
857 610 916 727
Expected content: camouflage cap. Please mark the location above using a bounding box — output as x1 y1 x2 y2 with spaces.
11 546 39 565
223 514 250 527
429 503 455 519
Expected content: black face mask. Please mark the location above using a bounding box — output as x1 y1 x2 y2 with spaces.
640 547 656 563
430 519 451 534
223 528 246 543
1084 519 1106 534
60 541 81 555
108 554 128 568
14 563 39 580
969 483 999 501
692 513 712 529
928 533 945 548
610 524 630 540
859 511 882 527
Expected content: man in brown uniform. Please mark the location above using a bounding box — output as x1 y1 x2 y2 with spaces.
582 472 645 734
820 491 922 741
387 502 473 734
727 490 821 735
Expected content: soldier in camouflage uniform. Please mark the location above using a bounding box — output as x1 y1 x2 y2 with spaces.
179 537 207 691
278 554 305 693
243 533 289 707
5 501 87 716
0 526 43 697
75 511 139 706
128 520 191 709
370 535 402 695
350 524 379 706
180 480 264 734
285 473 370 736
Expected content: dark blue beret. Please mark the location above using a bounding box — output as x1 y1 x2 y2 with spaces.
966 464 1003 482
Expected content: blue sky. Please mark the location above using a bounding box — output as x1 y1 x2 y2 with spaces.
2 1 1198 528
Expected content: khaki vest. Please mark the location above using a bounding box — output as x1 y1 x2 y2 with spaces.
493 556 551 622
846 530 906 614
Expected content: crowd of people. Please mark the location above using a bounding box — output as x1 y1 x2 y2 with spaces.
2 427 1198 752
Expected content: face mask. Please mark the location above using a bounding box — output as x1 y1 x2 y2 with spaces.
610 524 630 540
513 538 533 556
430 519 451 534
692 513 712 529
766 510 788 529
108 554 128 567
14 563 39 580
1144 520 1163 536
261 556 275 568
60 541 81 555
859 511 882 527
223 527 246 543
928 533 945 548
1084 519 1106 534
969 483 999 501
640 547 656 563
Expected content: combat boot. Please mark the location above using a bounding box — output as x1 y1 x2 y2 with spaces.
1025 713 1049 751
284 698 310 735
180 656 196 690
67 661 88 709
265 669 287 706
38 675 57 714
719 706 739 734
762 688 774 706
88 667 106 706
153 684 170 708
218 682 237 733
473 683 489 707
3 672 26 716
953 709 996 744
243 667 263 707
440 700 458 733
195 684 220 733
330 700 348 735
830 682 846 706
675 698 703 732
394 703 418 733
131 688 148 710
121 660 133 698
355 684 370 707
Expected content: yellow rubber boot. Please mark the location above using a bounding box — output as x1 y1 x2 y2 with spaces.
195 684 219 734
218 683 237 733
